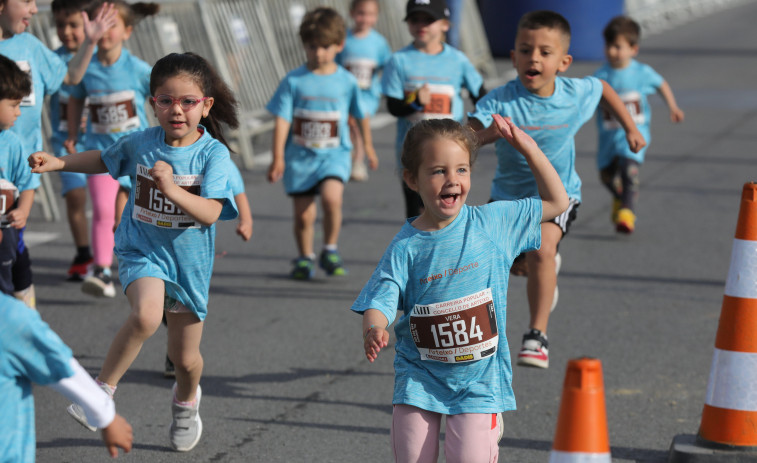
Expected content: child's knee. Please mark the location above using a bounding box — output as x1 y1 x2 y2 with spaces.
169 350 203 373
127 306 163 336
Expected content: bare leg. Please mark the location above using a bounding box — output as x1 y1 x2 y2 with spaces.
166 311 204 402
293 196 317 257
526 222 562 334
98 277 165 386
65 187 89 247
320 179 344 247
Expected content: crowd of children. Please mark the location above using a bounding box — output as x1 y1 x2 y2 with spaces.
0 0 684 460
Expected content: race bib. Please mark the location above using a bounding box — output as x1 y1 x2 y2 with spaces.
406 83 455 122
16 61 35 107
292 108 340 149
0 179 19 228
410 288 498 363
89 90 140 134
132 164 202 229
602 91 645 130
344 58 377 90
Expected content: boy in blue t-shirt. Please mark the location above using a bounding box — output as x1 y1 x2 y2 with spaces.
50 0 96 280
382 0 485 218
336 0 389 181
0 56 39 300
0 289 132 461
469 10 646 369
267 7 375 280
594 16 684 233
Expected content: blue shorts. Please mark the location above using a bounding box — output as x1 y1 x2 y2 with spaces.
59 171 88 196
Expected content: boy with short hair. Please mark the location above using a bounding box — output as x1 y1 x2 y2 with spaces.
267 6 375 280
51 0 96 280
469 10 646 369
594 16 684 233
0 288 133 461
0 55 38 301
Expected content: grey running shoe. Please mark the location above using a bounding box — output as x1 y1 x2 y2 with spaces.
170 384 202 452
67 382 114 431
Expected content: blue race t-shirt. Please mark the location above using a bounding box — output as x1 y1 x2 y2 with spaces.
469 76 603 202
336 29 392 116
266 65 365 194
0 130 41 195
593 59 664 168
49 46 86 156
0 33 66 153
351 200 542 415
101 126 238 320
382 43 483 168
0 293 74 463
70 48 151 151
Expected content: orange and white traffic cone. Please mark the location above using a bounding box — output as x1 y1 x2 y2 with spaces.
669 182 757 462
549 357 611 463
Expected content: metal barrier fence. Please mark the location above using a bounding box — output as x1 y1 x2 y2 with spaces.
23 0 496 219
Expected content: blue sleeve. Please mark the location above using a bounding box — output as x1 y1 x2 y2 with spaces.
379 36 392 68
266 77 294 122
38 43 66 97
201 144 238 221
483 198 542 263
577 77 604 126
467 88 500 127
227 160 245 196
350 238 407 325
100 135 132 179
381 54 405 100
138 61 152 101
461 55 484 97
0 295 75 386
11 142 39 191
641 63 665 94
68 80 86 100
349 78 366 119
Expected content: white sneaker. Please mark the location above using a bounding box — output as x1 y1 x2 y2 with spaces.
350 161 368 182
170 384 202 452
551 252 561 312
81 266 116 298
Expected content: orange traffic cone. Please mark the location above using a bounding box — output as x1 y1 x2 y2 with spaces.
669 182 757 462
549 357 611 463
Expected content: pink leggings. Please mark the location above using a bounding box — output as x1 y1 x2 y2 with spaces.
87 174 119 267
391 404 500 463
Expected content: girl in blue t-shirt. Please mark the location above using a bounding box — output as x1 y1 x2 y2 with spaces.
66 0 159 298
352 116 568 462
29 52 240 453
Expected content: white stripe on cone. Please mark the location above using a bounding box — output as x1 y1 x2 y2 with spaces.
549 450 611 463
705 348 757 411
725 239 757 298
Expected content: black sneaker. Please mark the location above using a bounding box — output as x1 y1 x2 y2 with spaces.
67 256 93 281
517 329 549 369
290 257 315 280
81 266 116 298
319 250 346 276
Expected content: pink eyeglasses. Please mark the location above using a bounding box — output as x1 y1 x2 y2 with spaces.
151 95 209 110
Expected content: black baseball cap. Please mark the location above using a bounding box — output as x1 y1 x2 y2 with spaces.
404 0 450 22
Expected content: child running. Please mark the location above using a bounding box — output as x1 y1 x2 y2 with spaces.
50 0 97 280
267 7 375 280
65 0 159 298
336 0 389 181
0 289 133 461
469 10 646 369
0 0 116 307
353 116 568 462
594 16 684 233
382 0 485 219
0 55 36 299
28 51 240 452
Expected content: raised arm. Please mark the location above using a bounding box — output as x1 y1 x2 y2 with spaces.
63 3 118 85
598 79 646 153
657 80 685 123
492 115 568 221
29 150 107 174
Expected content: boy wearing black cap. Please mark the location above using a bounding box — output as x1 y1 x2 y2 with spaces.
382 0 486 218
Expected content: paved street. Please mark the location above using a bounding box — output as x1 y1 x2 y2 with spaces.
27 2 757 461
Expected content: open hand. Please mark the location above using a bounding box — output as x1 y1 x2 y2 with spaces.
101 414 133 458
493 114 539 154
364 326 389 363
83 3 117 43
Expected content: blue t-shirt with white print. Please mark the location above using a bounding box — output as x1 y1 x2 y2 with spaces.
351 200 542 415
382 43 483 169
0 293 74 463
70 48 151 151
101 126 238 320
336 29 392 116
0 33 66 153
593 59 663 168
469 76 603 202
266 65 365 194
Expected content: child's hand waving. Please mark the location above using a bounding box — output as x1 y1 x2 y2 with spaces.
493 114 539 155
83 3 118 44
